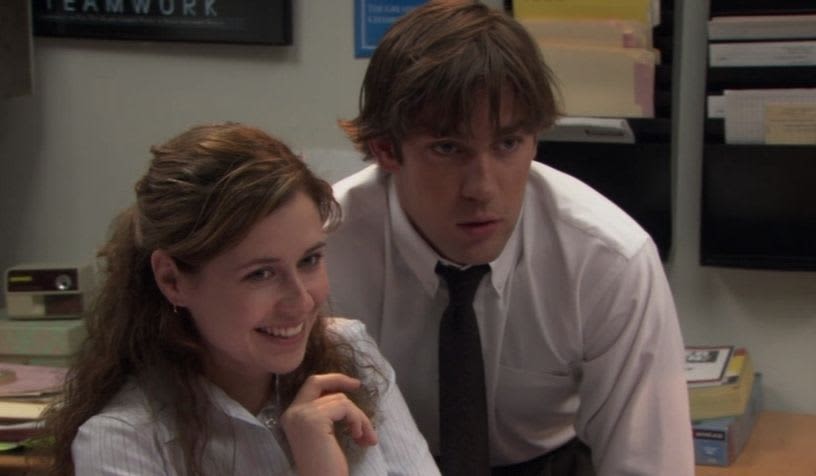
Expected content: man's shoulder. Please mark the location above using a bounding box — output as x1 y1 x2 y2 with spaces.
333 164 385 204
526 162 650 260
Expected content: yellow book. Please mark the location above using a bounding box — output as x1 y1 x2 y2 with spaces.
513 0 653 25
689 348 755 421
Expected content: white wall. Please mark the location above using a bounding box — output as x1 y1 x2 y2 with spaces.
1 0 814 413
0 0 375 272
669 0 816 414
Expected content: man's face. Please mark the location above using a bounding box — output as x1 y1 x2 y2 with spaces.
372 92 536 265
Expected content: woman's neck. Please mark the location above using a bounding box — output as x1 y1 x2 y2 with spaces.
204 360 272 415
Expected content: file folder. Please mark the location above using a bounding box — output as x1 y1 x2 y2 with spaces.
512 0 654 25
538 42 657 118
520 18 653 49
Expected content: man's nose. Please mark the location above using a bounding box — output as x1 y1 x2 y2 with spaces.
460 151 498 202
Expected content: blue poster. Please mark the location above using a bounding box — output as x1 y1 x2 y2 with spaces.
355 0 426 58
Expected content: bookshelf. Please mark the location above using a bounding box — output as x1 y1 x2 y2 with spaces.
700 1 816 271
504 0 676 261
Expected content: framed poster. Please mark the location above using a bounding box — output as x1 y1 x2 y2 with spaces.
32 0 292 45
354 0 425 58
1 0 33 98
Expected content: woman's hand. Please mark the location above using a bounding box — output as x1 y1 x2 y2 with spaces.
281 373 378 476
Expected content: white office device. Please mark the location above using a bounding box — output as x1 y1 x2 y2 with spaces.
5 263 95 320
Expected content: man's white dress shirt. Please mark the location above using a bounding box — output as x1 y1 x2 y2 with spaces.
72 318 439 476
326 163 694 475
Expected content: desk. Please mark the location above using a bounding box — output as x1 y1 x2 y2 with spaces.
696 411 816 475
0 453 48 475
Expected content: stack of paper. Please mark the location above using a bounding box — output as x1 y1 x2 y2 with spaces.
722 88 816 144
708 14 816 41
513 0 659 118
0 363 66 449
708 13 816 67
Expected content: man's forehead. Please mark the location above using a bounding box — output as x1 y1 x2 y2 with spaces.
412 118 530 138
410 90 533 137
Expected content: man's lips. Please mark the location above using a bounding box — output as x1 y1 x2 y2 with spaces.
458 216 500 227
457 219 500 237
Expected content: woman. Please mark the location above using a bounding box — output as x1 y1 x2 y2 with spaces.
42 123 438 475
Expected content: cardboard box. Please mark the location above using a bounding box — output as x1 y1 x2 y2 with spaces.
0 308 86 366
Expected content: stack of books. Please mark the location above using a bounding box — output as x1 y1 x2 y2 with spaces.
685 346 762 466
0 362 66 452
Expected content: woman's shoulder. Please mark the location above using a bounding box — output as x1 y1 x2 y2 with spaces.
324 317 379 355
324 316 368 339
323 317 393 381
77 380 170 439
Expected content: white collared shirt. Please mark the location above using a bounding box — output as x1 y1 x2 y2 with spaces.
72 318 439 476
326 163 694 475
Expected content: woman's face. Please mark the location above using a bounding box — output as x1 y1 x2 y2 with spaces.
177 191 329 387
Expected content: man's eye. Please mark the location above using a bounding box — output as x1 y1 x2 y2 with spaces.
247 269 275 281
497 137 522 152
431 142 460 155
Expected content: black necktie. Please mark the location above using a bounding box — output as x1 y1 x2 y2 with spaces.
436 263 491 476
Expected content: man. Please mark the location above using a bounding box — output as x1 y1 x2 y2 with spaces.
326 1 693 475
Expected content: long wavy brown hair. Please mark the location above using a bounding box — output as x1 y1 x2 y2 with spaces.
40 123 379 475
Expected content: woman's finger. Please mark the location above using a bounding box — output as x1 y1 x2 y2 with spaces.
290 373 361 404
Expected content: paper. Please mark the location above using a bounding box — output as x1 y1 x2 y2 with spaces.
724 89 816 144
0 400 48 421
685 346 733 386
520 18 652 49
542 117 635 143
0 363 67 398
708 14 816 41
538 42 656 118
707 95 725 119
710 41 816 67
765 104 816 145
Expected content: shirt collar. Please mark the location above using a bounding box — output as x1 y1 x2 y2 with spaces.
202 378 275 430
387 177 523 297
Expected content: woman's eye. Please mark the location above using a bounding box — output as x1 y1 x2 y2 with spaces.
300 253 323 268
246 268 275 281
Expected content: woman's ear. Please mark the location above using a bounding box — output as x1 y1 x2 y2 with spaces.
369 137 401 172
150 249 186 307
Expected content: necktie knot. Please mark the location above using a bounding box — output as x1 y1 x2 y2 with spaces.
435 263 490 306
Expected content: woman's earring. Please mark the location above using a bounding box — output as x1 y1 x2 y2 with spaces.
172 304 179 315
